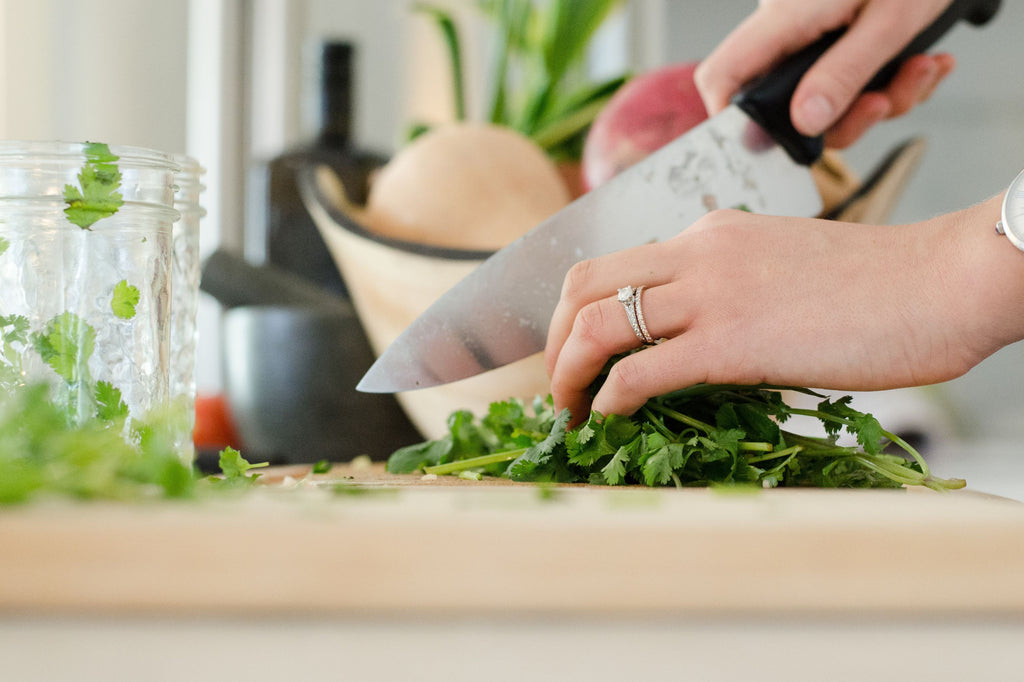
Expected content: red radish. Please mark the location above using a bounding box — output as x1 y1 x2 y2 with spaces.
582 62 708 191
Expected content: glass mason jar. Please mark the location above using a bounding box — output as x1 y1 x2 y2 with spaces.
169 155 206 462
0 141 180 443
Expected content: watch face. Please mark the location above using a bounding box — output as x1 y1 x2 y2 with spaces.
1002 169 1024 251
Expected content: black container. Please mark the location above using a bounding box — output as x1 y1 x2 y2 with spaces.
259 41 387 297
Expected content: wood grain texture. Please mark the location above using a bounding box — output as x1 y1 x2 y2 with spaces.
1 464 1021 616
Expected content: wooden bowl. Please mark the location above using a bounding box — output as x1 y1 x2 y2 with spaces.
298 164 552 441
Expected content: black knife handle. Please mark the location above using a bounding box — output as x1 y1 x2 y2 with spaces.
734 0 1001 166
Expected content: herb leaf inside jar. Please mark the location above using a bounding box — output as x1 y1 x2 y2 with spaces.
62 142 124 229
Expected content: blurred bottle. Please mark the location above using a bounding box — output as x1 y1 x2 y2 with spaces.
261 41 387 296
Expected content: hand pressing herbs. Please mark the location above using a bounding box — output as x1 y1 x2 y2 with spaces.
387 382 965 491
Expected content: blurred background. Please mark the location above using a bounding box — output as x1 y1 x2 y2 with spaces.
1 0 1022 471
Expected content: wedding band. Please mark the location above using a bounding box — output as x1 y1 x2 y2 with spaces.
633 285 655 345
617 285 654 345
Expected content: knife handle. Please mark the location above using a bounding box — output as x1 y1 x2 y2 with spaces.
734 0 1002 166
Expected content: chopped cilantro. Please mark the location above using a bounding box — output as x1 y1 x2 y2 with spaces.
211 446 269 487
94 380 128 420
63 142 124 229
31 311 95 385
111 280 140 320
388 365 966 491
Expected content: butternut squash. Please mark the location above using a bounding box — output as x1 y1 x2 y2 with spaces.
362 122 571 250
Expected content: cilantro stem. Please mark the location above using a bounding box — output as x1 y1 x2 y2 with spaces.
849 455 927 486
645 403 713 433
424 448 527 475
788 407 932 477
745 445 803 464
880 428 931 477
643 403 771 452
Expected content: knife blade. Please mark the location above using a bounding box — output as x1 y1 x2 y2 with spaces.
358 0 1001 394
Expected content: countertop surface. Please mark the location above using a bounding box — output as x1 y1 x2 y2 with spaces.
2 444 1023 681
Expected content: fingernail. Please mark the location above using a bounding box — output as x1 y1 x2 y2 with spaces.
796 94 834 135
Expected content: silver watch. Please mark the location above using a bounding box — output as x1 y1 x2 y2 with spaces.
996 168 1024 251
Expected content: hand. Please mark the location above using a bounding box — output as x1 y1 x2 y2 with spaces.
544 197 1020 424
694 0 957 148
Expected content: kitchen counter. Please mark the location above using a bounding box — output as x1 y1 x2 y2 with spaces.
2 447 1023 681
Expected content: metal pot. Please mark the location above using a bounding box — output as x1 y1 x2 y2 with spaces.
221 303 422 463
201 250 422 463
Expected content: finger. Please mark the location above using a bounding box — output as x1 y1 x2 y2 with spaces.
791 2 948 136
550 283 687 424
822 53 953 147
544 242 674 377
881 52 954 116
823 93 891 149
917 53 956 101
590 335 713 418
695 3 842 115
876 53 940 117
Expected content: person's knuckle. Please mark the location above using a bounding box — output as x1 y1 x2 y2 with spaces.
561 259 596 305
572 300 610 348
603 357 647 408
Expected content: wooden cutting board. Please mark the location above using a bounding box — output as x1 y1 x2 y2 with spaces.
0 462 1022 616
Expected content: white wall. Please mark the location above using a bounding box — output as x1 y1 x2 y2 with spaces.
0 0 188 151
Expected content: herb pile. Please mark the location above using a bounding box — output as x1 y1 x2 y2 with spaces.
387 383 965 491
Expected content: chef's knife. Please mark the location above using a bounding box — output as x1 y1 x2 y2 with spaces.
359 0 1001 393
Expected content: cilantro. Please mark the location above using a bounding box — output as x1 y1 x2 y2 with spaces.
31 311 95 385
111 280 140 320
63 142 124 229
0 236 9 256
212 446 269 487
386 376 966 491
0 314 30 388
94 381 128 420
312 459 332 474
0 383 195 503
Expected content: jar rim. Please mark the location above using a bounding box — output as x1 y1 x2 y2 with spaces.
0 140 182 172
0 196 181 220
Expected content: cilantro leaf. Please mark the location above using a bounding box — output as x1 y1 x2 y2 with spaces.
63 142 124 229
95 381 128 420
387 437 453 473
111 280 140 320
507 408 570 481
600 444 632 485
31 311 96 384
0 314 31 386
215 446 269 486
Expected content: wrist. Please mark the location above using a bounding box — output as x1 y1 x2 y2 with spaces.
947 194 1024 352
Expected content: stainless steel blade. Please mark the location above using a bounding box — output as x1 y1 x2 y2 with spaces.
358 105 823 393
